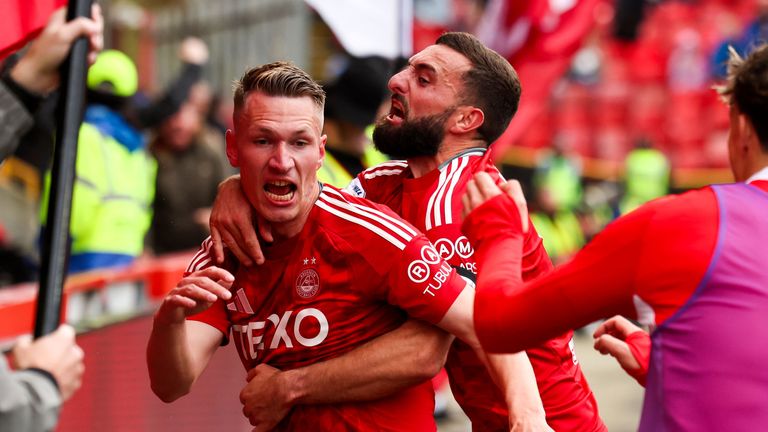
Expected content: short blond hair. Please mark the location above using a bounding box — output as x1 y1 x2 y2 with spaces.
233 61 325 116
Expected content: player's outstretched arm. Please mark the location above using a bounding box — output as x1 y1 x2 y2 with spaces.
437 288 552 432
239 319 452 429
146 267 233 402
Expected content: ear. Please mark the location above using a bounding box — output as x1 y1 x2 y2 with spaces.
225 129 239 167
317 134 327 170
449 106 484 135
741 115 759 152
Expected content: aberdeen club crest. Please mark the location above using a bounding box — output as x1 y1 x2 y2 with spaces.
296 268 320 298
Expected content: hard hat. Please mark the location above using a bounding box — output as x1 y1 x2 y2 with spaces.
87 50 138 98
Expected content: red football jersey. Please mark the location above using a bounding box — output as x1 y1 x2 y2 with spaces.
187 185 466 431
349 149 606 431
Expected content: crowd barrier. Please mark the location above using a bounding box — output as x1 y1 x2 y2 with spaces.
0 251 252 431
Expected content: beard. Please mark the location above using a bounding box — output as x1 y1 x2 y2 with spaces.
372 108 455 159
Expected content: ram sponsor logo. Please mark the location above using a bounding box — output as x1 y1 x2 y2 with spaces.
455 236 474 259
232 308 329 360
407 244 442 284
434 238 455 260
421 245 441 264
408 260 430 283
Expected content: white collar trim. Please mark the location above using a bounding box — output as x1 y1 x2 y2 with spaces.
747 166 768 183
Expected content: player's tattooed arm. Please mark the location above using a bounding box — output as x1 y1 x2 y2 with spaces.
238 318 452 427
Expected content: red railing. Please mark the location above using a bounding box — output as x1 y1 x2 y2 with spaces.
0 251 252 431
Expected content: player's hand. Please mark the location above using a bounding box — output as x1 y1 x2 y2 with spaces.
463 172 528 233
210 176 273 267
593 316 648 383
11 324 85 401
154 266 233 326
240 364 293 431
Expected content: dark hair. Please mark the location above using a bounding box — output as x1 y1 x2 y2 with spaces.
718 44 768 151
233 61 325 115
435 32 521 144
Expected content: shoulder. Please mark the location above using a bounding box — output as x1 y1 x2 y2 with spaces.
185 236 238 274
632 186 716 225
315 185 420 252
79 121 104 141
347 160 409 198
598 186 717 247
360 160 409 180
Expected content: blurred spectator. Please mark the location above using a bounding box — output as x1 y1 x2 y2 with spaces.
667 28 709 93
186 81 235 175
530 138 585 263
2 324 85 432
150 83 227 255
532 136 583 212
319 56 392 186
620 138 670 215
0 6 103 286
131 37 210 130
41 49 156 274
711 0 768 79
0 6 95 431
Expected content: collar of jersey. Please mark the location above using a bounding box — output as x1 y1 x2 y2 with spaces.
257 183 324 261
437 147 487 171
747 166 768 184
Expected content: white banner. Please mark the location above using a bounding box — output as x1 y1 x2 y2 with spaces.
304 0 413 59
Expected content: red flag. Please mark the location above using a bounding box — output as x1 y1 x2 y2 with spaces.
477 0 601 158
0 0 67 60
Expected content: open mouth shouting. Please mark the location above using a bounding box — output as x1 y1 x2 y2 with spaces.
264 180 297 203
386 96 407 125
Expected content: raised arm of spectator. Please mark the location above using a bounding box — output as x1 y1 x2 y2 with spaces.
134 37 208 129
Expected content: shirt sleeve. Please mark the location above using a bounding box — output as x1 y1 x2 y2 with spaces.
0 357 61 432
625 331 651 386
385 234 466 324
187 298 230 344
183 237 234 343
0 80 34 162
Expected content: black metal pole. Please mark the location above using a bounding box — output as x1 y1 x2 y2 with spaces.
35 0 93 338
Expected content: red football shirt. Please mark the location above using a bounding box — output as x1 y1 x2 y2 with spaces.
350 150 606 431
465 178 768 355
188 185 466 431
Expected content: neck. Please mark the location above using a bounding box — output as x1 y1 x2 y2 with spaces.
270 182 320 240
737 148 768 182
407 136 487 178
